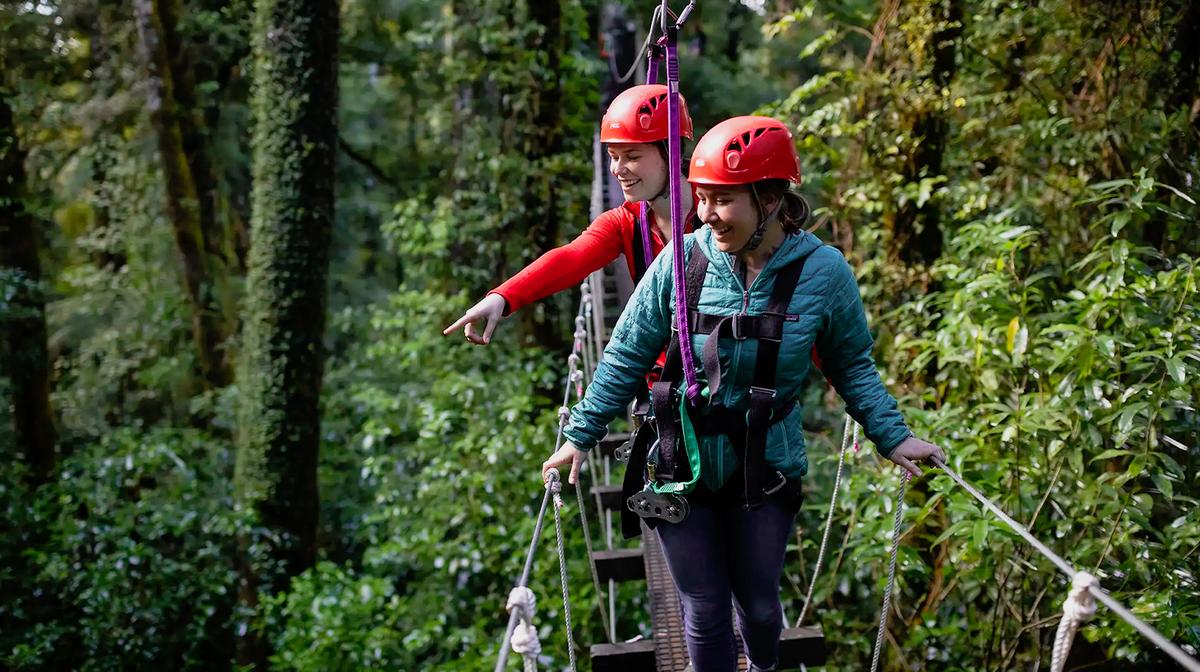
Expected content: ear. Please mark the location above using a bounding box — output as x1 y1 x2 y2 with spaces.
758 191 782 213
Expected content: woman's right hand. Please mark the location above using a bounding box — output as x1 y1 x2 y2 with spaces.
542 442 586 486
443 294 507 345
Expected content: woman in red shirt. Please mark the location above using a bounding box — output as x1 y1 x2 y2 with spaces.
443 84 696 344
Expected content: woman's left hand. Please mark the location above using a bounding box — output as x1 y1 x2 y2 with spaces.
887 436 946 478
542 441 586 485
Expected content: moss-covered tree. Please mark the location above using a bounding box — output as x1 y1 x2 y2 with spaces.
0 92 57 483
234 0 338 665
134 0 234 388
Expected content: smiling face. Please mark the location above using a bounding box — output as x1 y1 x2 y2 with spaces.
608 143 668 203
695 184 765 253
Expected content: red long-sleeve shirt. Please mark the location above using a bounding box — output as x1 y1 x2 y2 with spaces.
490 201 695 314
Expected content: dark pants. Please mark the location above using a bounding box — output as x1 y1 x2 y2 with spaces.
655 496 797 671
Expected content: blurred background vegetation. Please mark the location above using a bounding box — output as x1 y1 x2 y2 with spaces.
1 0 1197 670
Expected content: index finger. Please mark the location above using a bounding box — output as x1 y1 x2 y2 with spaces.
443 313 473 336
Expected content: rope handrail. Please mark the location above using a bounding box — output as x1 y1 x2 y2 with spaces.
494 479 557 672
496 290 618 671
795 415 855 628
929 456 1200 672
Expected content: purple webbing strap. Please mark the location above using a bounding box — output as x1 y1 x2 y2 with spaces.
664 21 700 401
637 43 663 273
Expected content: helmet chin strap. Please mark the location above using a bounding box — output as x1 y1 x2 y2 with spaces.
648 141 672 202
736 183 783 254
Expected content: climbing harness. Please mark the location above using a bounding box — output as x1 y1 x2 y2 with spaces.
621 244 814 537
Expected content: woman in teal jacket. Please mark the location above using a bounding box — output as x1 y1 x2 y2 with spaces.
543 116 945 671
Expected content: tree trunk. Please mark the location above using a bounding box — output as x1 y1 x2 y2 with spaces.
1148 0 1200 253
234 0 338 665
521 0 569 353
0 95 57 484
88 2 127 273
134 0 233 388
888 0 962 268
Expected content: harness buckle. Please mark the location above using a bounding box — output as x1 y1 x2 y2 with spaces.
764 470 787 496
749 385 777 400
731 313 748 340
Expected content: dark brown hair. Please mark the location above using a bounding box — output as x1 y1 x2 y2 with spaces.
753 178 809 234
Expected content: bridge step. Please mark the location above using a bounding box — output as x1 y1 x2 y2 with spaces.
590 639 657 672
593 548 646 582
778 625 827 668
590 483 624 512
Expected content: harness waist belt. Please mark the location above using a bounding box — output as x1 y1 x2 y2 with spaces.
688 400 796 436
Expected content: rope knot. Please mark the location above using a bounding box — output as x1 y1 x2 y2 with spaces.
506 586 537 621
506 587 542 659
557 406 571 427
1063 572 1098 623
544 468 562 494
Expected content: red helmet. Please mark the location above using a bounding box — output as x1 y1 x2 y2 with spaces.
600 84 693 144
688 116 801 185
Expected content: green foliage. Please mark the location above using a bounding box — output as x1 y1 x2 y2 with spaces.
4 0 1199 670
0 429 241 671
286 288 607 670
771 1 1200 668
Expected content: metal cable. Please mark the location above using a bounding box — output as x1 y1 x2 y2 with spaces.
495 485 556 672
610 5 662 84
930 456 1200 672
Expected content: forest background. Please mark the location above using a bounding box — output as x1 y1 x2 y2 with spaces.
1 0 1198 670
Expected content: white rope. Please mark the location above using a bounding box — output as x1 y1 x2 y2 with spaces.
1050 572 1098 672
931 456 1200 672
562 295 613 642
507 587 541 672
495 296 594 672
796 416 856 627
547 471 579 672
870 472 909 672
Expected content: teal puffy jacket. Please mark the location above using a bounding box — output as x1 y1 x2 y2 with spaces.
563 227 911 491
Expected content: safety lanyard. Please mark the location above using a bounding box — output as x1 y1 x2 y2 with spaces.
635 43 664 281
660 1 701 402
